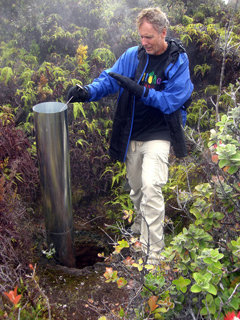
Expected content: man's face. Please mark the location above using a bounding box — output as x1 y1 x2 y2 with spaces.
138 20 167 55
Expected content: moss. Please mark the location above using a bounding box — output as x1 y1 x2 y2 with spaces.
72 186 87 205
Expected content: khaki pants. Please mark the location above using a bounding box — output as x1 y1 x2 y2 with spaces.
126 140 170 261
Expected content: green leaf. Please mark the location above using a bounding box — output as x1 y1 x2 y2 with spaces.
203 257 213 264
178 294 185 303
204 224 213 231
228 166 238 174
213 261 222 269
119 307 125 317
201 303 216 315
220 114 228 122
230 153 240 162
114 239 129 253
219 159 230 168
200 306 208 315
145 264 155 270
172 276 191 293
213 221 220 228
209 302 216 314
194 272 212 283
207 284 217 295
76 138 89 147
216 212 225 220
230 297 239 310
132 263 143 271
153 307 168 313
215 297 220 307
205 293 214 303
227 205 234 213
154 313 165 319
191 284 202 293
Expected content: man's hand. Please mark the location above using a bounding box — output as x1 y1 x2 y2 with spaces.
109 72 144 99
67 85 89 103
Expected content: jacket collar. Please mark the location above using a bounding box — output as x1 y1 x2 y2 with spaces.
136 38 186 80
137 37 185 58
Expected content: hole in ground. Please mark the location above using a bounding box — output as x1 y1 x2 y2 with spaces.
75 244 105 269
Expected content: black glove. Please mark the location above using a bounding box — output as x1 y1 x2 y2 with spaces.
67 85 89 103
109 72 144 99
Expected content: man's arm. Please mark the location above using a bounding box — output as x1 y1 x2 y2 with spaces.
85 47 139 101
108 52 193 114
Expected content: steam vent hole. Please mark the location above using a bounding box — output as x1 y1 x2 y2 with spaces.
75 243 106 269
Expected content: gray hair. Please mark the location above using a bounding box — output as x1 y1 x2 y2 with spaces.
136 7 170 33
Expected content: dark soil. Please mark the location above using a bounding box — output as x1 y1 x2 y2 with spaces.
34 199 138 319
39 262 131 320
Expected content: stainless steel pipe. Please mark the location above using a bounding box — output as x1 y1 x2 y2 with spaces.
33 102 75 268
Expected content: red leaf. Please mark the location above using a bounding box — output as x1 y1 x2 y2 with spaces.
148 296 158 312
134 241 141 248
223 166 230 172
224 311 240 320
212 154 218 163
3 286 21 307
123 256 134 266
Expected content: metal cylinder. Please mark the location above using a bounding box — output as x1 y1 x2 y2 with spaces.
33 102 75 268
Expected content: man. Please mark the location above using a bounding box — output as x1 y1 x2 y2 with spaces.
67 7 193 264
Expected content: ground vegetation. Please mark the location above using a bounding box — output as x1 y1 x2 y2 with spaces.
1 0 240 319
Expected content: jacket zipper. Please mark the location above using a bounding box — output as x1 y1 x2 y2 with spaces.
123 54 149 162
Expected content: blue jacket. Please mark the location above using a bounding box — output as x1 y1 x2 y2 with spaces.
86 39 194 161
